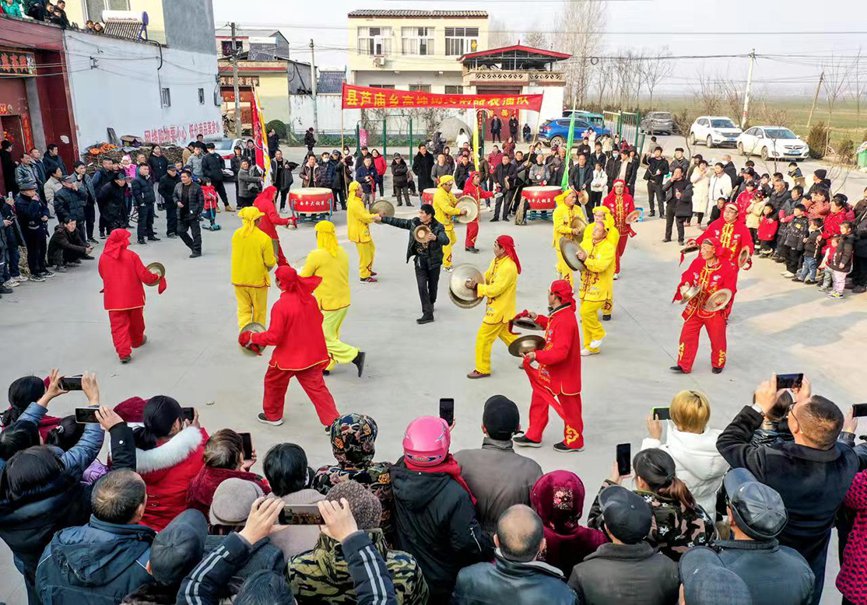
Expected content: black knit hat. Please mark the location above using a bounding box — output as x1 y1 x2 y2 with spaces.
483 395 521 440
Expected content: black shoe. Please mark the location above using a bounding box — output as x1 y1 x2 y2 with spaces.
662 238 672 243
87 238 99 244
491 218 500 222
648 212 656 217
678 241 685 246
323 369 330 376
167 233 178 239
0 285 13 294
100 233 107 239
138 238 146 245
669 365 686 374
397 202 403 206
854 286 867 294
352 351 366 377
148 236 161 241
553 441 584 453
712 367 724 374
120 355 131 364
189 252 201 258
406 202 413 207
416 316 434 324
602 314 612 321
257 412 284 426
512 435 542 448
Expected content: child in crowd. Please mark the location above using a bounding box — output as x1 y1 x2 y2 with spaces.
758 173 772 197
201 178 220 231
827 222 855 299
745 189 765 244
784 204 808 278
709 196 726 224
795 218 823 284
757 204 778 257
818 233 839 292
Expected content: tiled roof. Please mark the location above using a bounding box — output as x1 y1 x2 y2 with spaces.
348 10 488 18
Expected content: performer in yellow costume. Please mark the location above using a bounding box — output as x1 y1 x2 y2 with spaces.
347 181 379 282
299 220 366 377
231 207 276 330
552 189 585 285
583 205 621 320
466 235 521 379
577 220 616 356
433 175 466 271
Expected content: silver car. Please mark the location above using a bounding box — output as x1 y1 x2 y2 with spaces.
640 112 675 135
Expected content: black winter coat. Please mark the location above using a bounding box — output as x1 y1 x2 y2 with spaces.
54 186 87 223
0 199 22 247
381 215 449 266
454 162 472 189
453 554 578 605
412 152 435 191
48 224 89 260
131 176 156 207
147 154 169 182
158 174 180 203
173 182 204 218
674 184 695 218
390 459 493 601
854 199 867 257
568 164 592 192
271 159 294 191
783 216 808 250
390 159 409 188
201 152 224 183
97 182 127 230
831 233 855 272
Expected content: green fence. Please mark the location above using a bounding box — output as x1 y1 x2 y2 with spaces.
603 110 644 150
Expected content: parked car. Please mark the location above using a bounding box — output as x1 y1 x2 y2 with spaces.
538 118 612 147
639 112 675 135
689 116 742 148
563 110 605 129
212 138 244 171
736 126 809 161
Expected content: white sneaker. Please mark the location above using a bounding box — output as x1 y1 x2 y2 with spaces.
589 338 605 349
16 275 28 282
4 280 19 288
580 348 599 356
782 272 794 278
613 273 620 280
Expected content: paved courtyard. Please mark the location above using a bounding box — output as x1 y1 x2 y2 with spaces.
0 146 864 604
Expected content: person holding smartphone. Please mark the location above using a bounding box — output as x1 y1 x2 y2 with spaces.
513 280 585 453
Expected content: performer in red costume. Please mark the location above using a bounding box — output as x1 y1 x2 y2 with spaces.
671 237 737 375
512 280 585 453
239 265 340 428
693 202 754 273
460 170 493 253
253 186 296 266
98 229 166 363
601 179 636 277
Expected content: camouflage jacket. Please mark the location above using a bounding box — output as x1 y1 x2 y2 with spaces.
288 529 428 604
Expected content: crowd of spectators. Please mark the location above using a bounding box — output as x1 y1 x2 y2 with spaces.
0 371 865 604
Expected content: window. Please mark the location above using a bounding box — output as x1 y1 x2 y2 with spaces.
401 27 434 55
86 0 129 21
357 27 392 56
220 40 243 57
368 84 395 90
445 85 464 94
198 88 205 104
445 27 479 56
160 88 171 108
408 84 431 92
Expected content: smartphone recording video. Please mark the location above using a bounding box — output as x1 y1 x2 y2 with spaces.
239 432 253 460
279 504 324 525
776 373 804 390
74 408 100 424
60 375 83 391
652 407 671 421
616 443 631 476
439 398 455 426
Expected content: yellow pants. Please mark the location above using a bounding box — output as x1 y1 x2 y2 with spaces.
322 307 359 370
474 321 518 374
356 240 375 279
234 285 269 331
555 248 574 286
443 227 457 268
581 299 606 351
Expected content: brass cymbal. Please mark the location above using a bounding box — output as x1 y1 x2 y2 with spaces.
570 215 587 232
703 288 733 312
559 239 585 272
371 199 395 217
508 335 546 358
514 317 544 331
680 242 699 255
449 287 483 309
626 210 641 224
450 264 484 302
679 283 701 304
145 262 166 285
455 196 479 224
239 322 267 356
413 224 432 243
737 247 751 268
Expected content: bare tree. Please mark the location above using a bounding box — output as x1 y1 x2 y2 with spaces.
488 18 514 49
524 30 551 50
557 0 608 107
594 58 616 107
822 53 854 130
854 47 863 126
693 74 723 115
641 47 673 110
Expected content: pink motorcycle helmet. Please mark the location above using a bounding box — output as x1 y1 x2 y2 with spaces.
403 416 450 467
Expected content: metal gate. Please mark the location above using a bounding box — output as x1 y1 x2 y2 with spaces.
604 110 644 150
355 112 414 157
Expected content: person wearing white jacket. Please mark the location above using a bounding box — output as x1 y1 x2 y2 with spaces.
707 163 733 219
641 390 729 517
689 160 710 226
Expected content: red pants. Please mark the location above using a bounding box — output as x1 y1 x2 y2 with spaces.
615 234 628 274
677 312 727 373
523 362 584 449
273 239 288 266
465 220 479 249
263 363 340 426
108 308 145 359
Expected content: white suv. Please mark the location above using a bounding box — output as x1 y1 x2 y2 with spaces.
689 116 742 148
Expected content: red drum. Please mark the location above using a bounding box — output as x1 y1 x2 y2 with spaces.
521 185 561 210
422 188 462 204
290 187 333 215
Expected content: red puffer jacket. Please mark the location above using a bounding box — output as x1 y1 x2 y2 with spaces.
136 426 208 531
837 470 867 605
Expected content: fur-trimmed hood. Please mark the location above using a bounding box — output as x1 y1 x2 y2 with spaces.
135 426 207 476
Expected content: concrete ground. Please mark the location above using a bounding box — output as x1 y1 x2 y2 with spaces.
0 146 864 604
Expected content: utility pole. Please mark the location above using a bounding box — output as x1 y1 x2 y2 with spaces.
807 71 825 130
740 49 756 129
231 22 242 139
309 39 319 135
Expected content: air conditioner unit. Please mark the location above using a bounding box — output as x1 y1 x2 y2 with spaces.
373 56 386 67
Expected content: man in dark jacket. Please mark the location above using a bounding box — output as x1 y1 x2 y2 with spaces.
97 173 128 235
493 155 517 222
662 167 690 243
589 142 607 173
605 149 625 189
508 115 519 140
158 164 181 238
680 468 814 605
267 128 279 159
42 143 66 177
568 485 679 605
721 154 738 188
1 193 23 284
412 144 435 196
454 154 472 190
36 469 155 604
173 169 203 257
202 143 232 211
643 147 668 217
131 164 158 244
453 505 578 605
47 219 92 270
391 153 412 207
15 182 51 279
378 204 449 324
852 186 867 293
568 153 592 194
716 376 867 604
669 147 689 176
54 175 87 241
490 115 502 143
453 396 543 534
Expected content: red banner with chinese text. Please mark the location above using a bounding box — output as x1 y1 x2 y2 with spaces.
341 83 543 112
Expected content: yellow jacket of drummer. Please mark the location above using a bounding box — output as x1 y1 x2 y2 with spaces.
552 203 581 249
477 256 518 324
433 186 461 228
583 206 621 248
231 210 276 288
299 247 351 311
579 237 616 303
347 187 377 244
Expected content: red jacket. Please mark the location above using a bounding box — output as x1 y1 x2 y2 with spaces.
735 191 754 223
136 426 208 531
187 465 271 515
821 207 855 242
253 187 290 239
602 189 636 237
250 281 329 371
98 230 161 310
674 256 737 320
757 217 779 242
373 154 387 176
837 469 867 604
695 218 754 269
530 304 582 395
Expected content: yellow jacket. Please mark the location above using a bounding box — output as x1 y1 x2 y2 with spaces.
231 226 276 287
434 187 461 229
578 237 616 303
347 194 377 243
299 246 351 311
477 256 518 324
552 204 581 248
582 222 621 248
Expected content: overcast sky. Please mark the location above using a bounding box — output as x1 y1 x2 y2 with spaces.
212 0 866 97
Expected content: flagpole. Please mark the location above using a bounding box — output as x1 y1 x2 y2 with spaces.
560 97 578 191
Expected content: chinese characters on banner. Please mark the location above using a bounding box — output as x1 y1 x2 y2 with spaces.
341 83 543 112
143 120 222 145
0 51 36 76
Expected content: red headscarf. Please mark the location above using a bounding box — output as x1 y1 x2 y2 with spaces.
255 185 278 207
496 235 521 274
104 229 130 260
275 265 321 295
550 279 575 307
702 235 730 262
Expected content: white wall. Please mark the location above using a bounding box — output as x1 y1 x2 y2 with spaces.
288 94 360 135
64 31 222 148
525 83 564 128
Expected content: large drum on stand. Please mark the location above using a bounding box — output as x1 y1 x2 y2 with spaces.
521 185 560 221
290 187 333 223
421 188 462 204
